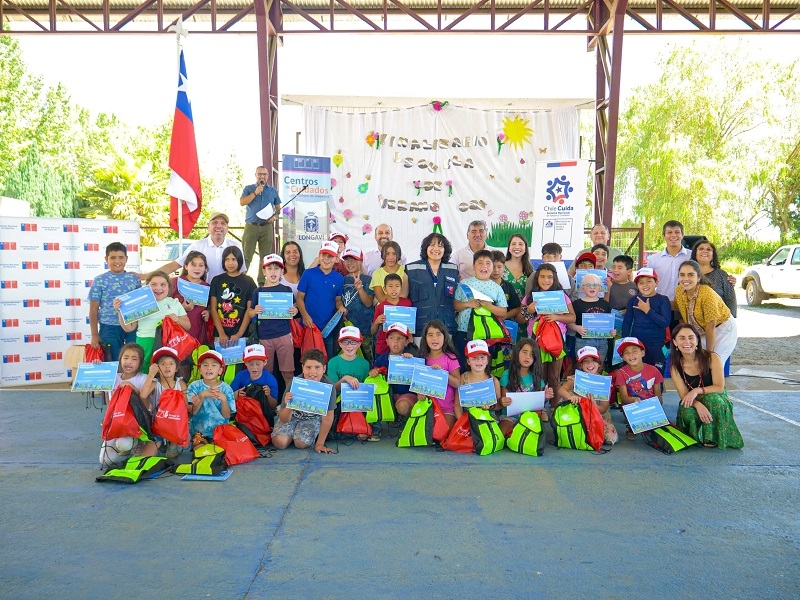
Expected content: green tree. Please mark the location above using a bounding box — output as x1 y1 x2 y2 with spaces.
616 42 786 248
2 144 80 217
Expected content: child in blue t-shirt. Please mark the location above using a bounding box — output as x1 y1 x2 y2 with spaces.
341 246 375 363
249 254 298 391
187 350 236 443
230 344 280 418
88 242 141 362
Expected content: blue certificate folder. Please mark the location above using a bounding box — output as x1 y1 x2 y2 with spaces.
176 278 210 307
383 305 417 333
214 338 246 365
458 378 496 408
504 319 519 340
320 310 345 339
116 286 159 325
611 309 624 333
573 370 613 401
582 313 615 338
611 338 625 366
623 398 670 434
257 291 294 319
71 362 118 392
409 365 449 400
387 356 425 385
287 377 333 416
340 383 375 412
530 291 568 314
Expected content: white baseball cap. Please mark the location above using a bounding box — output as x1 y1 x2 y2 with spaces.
341 246 363 261
385 322 410 338
151 346 179 364
576 346 600 363
634 267 658 282
338 326 363 342
243 344 267 363
329 230 348 243
465 339 490 357
262 253 284 268
319 241 340 257
617 337 645 356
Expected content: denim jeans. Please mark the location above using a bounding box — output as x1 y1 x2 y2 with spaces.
99 323 137 362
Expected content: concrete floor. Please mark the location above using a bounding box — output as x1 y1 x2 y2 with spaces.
1 389 798 600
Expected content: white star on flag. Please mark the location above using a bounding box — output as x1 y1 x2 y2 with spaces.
177 72 191 105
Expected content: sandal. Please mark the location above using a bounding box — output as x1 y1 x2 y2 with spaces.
625 426 636 441
367 434 381 442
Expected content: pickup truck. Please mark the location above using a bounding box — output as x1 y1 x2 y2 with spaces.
740 244 800 306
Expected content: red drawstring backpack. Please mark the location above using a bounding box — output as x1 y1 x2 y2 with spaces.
578 397 606 451
213 424 260 465
161 315 199 361
440 412 473 453
534 316 564 358
430 398 450 443
151 389 189 446
102 386 146 441
84 345 107 363
336 411 371 436
234 396 273 447
300 324 327 360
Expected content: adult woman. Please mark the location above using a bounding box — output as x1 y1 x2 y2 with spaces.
280 241 305 297
406 233 459 339
503 233 534 300
670 323 743 449
691 240 737 317
674 260 738 365
370 241 409 304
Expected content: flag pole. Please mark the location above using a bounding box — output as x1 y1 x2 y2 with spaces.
175 18 186 252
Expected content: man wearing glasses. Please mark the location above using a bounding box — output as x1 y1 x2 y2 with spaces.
240 166 281 286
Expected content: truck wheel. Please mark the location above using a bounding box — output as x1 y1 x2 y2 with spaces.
745 279 765 306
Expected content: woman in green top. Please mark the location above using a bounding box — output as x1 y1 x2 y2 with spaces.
503 233 534 300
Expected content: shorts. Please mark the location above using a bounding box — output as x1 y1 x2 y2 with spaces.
272 413 321 447
260 333 295 374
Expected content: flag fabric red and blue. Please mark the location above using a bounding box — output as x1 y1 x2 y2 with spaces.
167 49 202 237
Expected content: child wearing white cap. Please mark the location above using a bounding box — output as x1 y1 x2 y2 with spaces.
612 337 664 440
328 326 374 440
248 253 298 390
454 339 501 418
369 322 418 419
558 346 616 442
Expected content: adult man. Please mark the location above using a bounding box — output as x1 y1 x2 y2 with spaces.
578 224 622 261
646 220 691 301
153 213 244 281
453 220 489 280
240 165 281 285
363 223 405 275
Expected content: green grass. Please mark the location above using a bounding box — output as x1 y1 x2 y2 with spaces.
486 221 532 248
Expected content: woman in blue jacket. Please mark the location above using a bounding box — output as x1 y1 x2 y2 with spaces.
406 232 460 339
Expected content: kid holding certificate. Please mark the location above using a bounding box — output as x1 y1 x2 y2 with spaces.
558 346 617 443
249 254 298 389
418 320 461 427
273 349 337 454
454 340 501 418
498 338 554 434
171 251 211 346
209 247 258 347
372 273 413 356
341 247 376 363
113 271 190 368
612 337 664 440
370 322 418 419
568 273 616 364
328 327 373 440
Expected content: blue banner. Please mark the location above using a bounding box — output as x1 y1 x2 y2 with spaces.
623 398 670 434
287 377 333 416
71 361 118 392
383 305 417 334
458 378 497 408
573 370 613 401
409 365 449 400
530 291 568 314
340 383 375 412
281 154 332 202
258 291 294 319
387 355 425 385
176 278 210 307
116 286 159 325
582 313 616 338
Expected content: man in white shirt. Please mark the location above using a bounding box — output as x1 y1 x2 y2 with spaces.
646 220 691 300
453 220 489 280
363 223 406 275
152 213 245 281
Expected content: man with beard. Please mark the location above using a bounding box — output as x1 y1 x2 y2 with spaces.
363 223 405 275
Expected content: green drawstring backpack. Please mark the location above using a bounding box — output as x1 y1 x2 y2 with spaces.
551 402 594 451
506 410 546 456
467 408 505 455
396 398 434 448
365 375 396 424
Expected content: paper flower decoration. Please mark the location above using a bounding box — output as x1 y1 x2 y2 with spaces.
366 131 380 149
331 178 337 188
333 151 343 167
357 182 369 194
430 100 449 112
362 223 373 235
515 177 521 184
496 133 505 155
498 214 508 223
433 216 441 224
413 180 422 196
343 209 354 221
445 179 453 197
519 211 530 223
338 196 345 203
432 215 443 234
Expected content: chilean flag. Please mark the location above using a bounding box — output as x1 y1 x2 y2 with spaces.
167 49 202 237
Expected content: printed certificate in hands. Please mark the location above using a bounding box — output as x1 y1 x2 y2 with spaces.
582 313 615 338
71 362 118 392
116 286 159 324
214 338 246 365
505 392 546 417
382 305 417 333
387 356 425 385
458 378 497 408
320 310 345 339
530 291 568 314
176 278 210 307
573 370 613 402
340 383 375 412
623 398 670 434
287 378 333 416
611 338 625 366
257 291 294 319
409 365 449 400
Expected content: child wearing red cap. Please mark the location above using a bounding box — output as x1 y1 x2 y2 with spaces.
369 322 418 418
613 337 664 440
186 350 235 442
558 346 615 428
621 268 672 373
454 339 501 419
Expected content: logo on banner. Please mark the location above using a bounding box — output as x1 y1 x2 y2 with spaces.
126 243 139 252
44 243 60 251
0 242 16 250
22 261 38 269
47 352 63 360
103 226 119 234
45 280 61 288
66 332 82 340
66 368 73 378
303 212 319 233
546 175 575 205
20 223 38 232
65 298 81 307
2 319 19 327
23 299 40 308
84 243 100 252
1 280 19 289
64 261 80 269
84 280 93 288
3 355 20 363
63 224 79 233
25 334 41 343
25 372 42 381
46 317 62 326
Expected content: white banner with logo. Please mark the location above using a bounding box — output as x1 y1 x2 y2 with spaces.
303 104 580 257
281 154 332 260
0 217 140 387
532 160 590 259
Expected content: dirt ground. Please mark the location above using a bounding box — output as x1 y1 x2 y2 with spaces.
732 294 800 366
